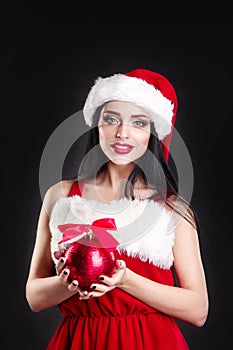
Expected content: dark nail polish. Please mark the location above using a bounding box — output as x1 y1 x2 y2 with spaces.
89 294 93 298
63 270 68 275
91 285 96 289
99 276 104 281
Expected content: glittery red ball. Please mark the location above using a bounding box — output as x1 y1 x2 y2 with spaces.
64 237 116 290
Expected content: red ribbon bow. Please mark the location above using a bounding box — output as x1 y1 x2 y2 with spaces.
57 218 119 250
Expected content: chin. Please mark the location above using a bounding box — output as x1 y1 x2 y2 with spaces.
110 158 135 166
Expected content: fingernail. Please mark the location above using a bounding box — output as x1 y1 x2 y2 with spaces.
60 257 65 263
91 285 96 289
72 281 78 286
89 294 93 298
99 276 104 281
63 269 68 275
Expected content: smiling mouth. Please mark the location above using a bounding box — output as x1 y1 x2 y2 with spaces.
110 143 134 154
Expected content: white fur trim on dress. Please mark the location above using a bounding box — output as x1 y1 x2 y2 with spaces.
49 196 176 269
83 74 174 140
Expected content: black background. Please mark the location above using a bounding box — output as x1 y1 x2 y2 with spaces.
3 2 232 349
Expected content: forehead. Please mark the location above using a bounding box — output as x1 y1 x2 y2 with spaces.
102 100 150 117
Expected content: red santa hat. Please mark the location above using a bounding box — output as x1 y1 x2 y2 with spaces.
83 68 178 161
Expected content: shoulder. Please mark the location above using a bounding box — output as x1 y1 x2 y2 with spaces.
164 195 197 229
162 196 200 253
42 180 75 216
46 179 74 197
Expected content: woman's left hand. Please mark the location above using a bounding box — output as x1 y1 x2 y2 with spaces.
79 259 127 300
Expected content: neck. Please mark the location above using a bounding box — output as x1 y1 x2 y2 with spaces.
83 161 152 202
109 161 134 182
97 162 135 193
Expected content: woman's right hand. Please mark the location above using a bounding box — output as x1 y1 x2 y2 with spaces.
55 254 88 297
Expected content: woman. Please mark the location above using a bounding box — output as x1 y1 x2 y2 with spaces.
26 68 209 349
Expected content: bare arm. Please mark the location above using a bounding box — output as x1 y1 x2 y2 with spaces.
85 216 209 327
25 180 83 312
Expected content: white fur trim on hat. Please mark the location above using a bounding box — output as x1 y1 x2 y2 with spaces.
83 74 174 140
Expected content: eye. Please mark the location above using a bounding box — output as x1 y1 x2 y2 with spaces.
102 116 119 125
132 119 147 127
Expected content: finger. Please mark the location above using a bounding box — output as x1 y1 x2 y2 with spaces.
67 280 80 292
54 251 64 260
64 279 88 298
79 289 107 300
98 267 126 287
116 259 126 269
90 283 110 293
67 280 88 297
97 275 115 287
56 257 66 274
59 268 70 284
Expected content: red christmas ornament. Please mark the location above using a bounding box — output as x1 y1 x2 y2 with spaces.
64 237 115 290
57 218 119 290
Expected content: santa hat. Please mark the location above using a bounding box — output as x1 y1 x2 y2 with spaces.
83 68 178 161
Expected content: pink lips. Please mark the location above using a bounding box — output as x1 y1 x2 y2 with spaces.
111 142 134 154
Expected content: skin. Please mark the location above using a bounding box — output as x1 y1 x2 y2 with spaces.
26 101 209 327
98 101 151 166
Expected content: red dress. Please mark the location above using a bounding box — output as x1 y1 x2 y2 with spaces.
47 181 189 350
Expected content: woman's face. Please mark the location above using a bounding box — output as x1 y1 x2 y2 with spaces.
98 101 151 165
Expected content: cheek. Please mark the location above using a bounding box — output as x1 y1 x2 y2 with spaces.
98 126 115 142
133 130 150 147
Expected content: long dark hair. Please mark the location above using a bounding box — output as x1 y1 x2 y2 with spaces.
77 106 200 233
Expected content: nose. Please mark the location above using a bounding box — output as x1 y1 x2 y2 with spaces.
116 122 130 139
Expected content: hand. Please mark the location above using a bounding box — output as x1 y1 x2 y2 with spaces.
54 253 88 297
79 259 127 300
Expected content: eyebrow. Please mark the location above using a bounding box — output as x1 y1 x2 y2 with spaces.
103 110 149 119
103 110 120 116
